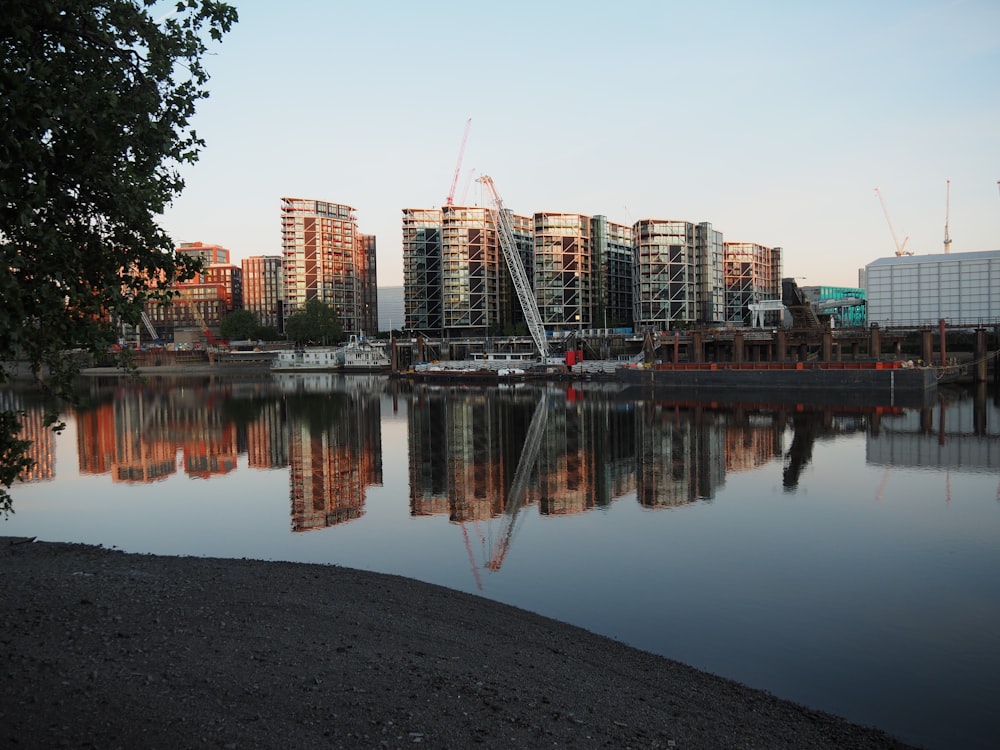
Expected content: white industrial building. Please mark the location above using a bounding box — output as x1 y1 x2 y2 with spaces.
864 250 1000 327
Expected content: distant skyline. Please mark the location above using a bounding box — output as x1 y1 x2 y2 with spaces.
159 0 1000 290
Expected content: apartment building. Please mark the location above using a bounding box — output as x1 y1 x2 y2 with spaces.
144 241 239 345
534 212 592 332
402 208 444 333
403 203 779 336
280 197 378 336
241 255 283 331
634 219 728 330
723 242 783 325
592 216 634 329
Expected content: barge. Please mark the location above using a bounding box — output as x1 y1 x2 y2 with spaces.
617 360 939 408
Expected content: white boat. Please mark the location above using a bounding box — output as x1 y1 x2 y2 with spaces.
271 334 391 373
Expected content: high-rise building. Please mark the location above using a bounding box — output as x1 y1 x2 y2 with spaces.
280 197 378 336
634 219 719 330
241 255 283 331
723 242 783 325
592 216 634 330
403 201 777 335
356 233 379 334
402 208 444 334
534 212 592 332
441 205 503 336
696 223 726 324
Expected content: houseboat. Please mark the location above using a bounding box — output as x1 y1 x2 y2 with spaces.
271 335 390 373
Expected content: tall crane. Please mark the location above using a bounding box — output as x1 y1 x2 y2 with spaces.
479 175 549 360
445 118 472 206
943 179 952 254
874 187 913 256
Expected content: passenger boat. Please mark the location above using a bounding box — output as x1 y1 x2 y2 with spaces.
271 334 390 373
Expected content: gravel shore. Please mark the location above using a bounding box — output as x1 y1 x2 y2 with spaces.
1 537 919 749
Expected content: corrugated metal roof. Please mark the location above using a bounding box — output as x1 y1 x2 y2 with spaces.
867 249 1000 267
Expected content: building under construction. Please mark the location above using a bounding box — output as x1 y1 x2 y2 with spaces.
403 199 783 338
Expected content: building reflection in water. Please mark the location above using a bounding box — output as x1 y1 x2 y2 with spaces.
285 386 383 532
0 390 55 483
14 375 997 550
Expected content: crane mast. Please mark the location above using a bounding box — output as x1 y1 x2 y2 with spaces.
479 175 549 360
943 179 952 254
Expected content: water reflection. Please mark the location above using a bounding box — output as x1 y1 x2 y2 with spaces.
10 376 996 530
4 375 999 750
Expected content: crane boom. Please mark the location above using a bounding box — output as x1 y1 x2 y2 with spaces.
874 187 912 256
445 118 472 206
139 310 162 345
479 175 549 360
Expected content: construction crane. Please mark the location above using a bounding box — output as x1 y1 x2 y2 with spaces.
445 118 472 206
139 310 163 346
943 179 952 254
479 175 549 360
459 167 477 205
488 394 548 571
874 187 913 256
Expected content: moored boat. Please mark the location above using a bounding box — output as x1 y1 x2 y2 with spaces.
271 334 390 373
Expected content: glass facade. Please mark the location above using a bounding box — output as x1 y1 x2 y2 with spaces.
800 285 867 328
592 216 634 329
441 206 500 335
723 242 783 325
534 213 592 331
402 208 443 334
634 220 696 330
241 256 283 331
401 204 788 336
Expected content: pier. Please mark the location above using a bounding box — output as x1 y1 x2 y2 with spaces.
390 320 1000 385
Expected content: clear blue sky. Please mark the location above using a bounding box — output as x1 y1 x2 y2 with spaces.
159 0 1000 289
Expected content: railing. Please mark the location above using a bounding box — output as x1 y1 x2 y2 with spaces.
640 361 906 372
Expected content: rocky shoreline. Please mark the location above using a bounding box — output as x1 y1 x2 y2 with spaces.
1 537 919 749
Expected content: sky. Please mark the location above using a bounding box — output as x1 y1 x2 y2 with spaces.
158 0 1000 290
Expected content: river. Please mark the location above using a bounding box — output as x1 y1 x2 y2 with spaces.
2 373 998 749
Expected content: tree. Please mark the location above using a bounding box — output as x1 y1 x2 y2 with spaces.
284 300 343 346
220 309 259 341
0 0 238 511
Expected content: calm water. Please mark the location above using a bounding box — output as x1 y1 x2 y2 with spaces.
3 373 999 750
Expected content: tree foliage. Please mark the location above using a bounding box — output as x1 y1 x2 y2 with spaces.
0 0 238 511
219 309 259 341
284 300 343 346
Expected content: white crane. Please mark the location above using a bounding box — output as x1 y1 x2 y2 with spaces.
874 187 913 256
478 175 549 360
140 310 162 345
943 179 952 254
445 118 472 206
